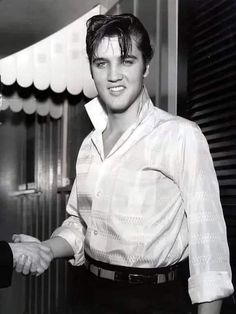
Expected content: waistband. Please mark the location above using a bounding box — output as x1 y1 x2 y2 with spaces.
84 253 185 285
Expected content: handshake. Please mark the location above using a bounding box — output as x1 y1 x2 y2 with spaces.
9 234 53 276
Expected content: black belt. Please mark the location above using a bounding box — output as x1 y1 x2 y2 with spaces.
84 253 180 285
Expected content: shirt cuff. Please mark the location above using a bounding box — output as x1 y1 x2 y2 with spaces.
51 226 85 266
188 271 234 304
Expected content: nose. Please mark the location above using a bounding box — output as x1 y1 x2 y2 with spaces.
107 64 123 82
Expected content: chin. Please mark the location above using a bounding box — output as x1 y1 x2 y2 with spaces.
109 97 133 111
109 106 128 114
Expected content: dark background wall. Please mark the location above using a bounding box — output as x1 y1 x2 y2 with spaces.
178 0 236 310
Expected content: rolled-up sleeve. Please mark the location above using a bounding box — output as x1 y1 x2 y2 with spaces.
179 122 234 303
51 179 86 266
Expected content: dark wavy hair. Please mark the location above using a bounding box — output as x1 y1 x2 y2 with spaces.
86 14 154 66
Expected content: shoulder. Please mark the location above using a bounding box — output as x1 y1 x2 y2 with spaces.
150 108 208 152
153 107 200 135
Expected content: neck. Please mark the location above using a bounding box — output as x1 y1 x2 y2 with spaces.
105 114 133 135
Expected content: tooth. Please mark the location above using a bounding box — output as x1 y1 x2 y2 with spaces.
110 86 123 91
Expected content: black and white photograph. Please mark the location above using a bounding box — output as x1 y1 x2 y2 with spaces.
0 0 235 313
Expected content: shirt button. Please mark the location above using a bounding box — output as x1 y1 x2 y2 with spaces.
94 230 98 235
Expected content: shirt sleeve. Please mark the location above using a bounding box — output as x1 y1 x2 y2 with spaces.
179 122 234 304
51 178 86 266
0 241 13 288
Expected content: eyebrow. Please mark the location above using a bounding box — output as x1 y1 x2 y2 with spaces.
122 55 138 60
92 57 107 63
92 55 138 63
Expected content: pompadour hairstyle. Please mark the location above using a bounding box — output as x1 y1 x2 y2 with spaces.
86 14 154 66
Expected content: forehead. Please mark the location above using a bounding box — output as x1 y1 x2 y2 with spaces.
94 36 140 58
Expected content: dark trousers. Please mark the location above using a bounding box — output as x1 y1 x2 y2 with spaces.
67 265 197 314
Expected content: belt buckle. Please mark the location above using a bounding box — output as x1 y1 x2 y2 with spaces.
128 273 144 284
128 273 156 285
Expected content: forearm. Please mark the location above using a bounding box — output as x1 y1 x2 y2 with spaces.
42 237 74 259
198 299 222 314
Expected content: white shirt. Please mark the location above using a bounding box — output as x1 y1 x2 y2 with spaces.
52 90 234 304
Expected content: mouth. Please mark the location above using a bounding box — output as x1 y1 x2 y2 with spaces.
108 86 126 95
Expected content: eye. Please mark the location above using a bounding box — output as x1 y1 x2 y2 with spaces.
94 61 107 69
122 58 135 66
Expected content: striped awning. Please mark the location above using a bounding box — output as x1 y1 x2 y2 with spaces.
0 5 103 118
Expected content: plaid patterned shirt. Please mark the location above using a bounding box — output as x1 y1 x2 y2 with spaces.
52 90 233 303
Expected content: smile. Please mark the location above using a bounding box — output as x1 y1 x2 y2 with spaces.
108 86 125 94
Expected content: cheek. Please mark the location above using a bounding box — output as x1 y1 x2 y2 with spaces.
127 65 144 79
92 71 106 87
128 70 144 86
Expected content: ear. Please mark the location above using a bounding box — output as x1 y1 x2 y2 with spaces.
143 64 150 78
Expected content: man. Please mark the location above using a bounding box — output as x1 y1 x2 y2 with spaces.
0 238 52 288
14 14 234 313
